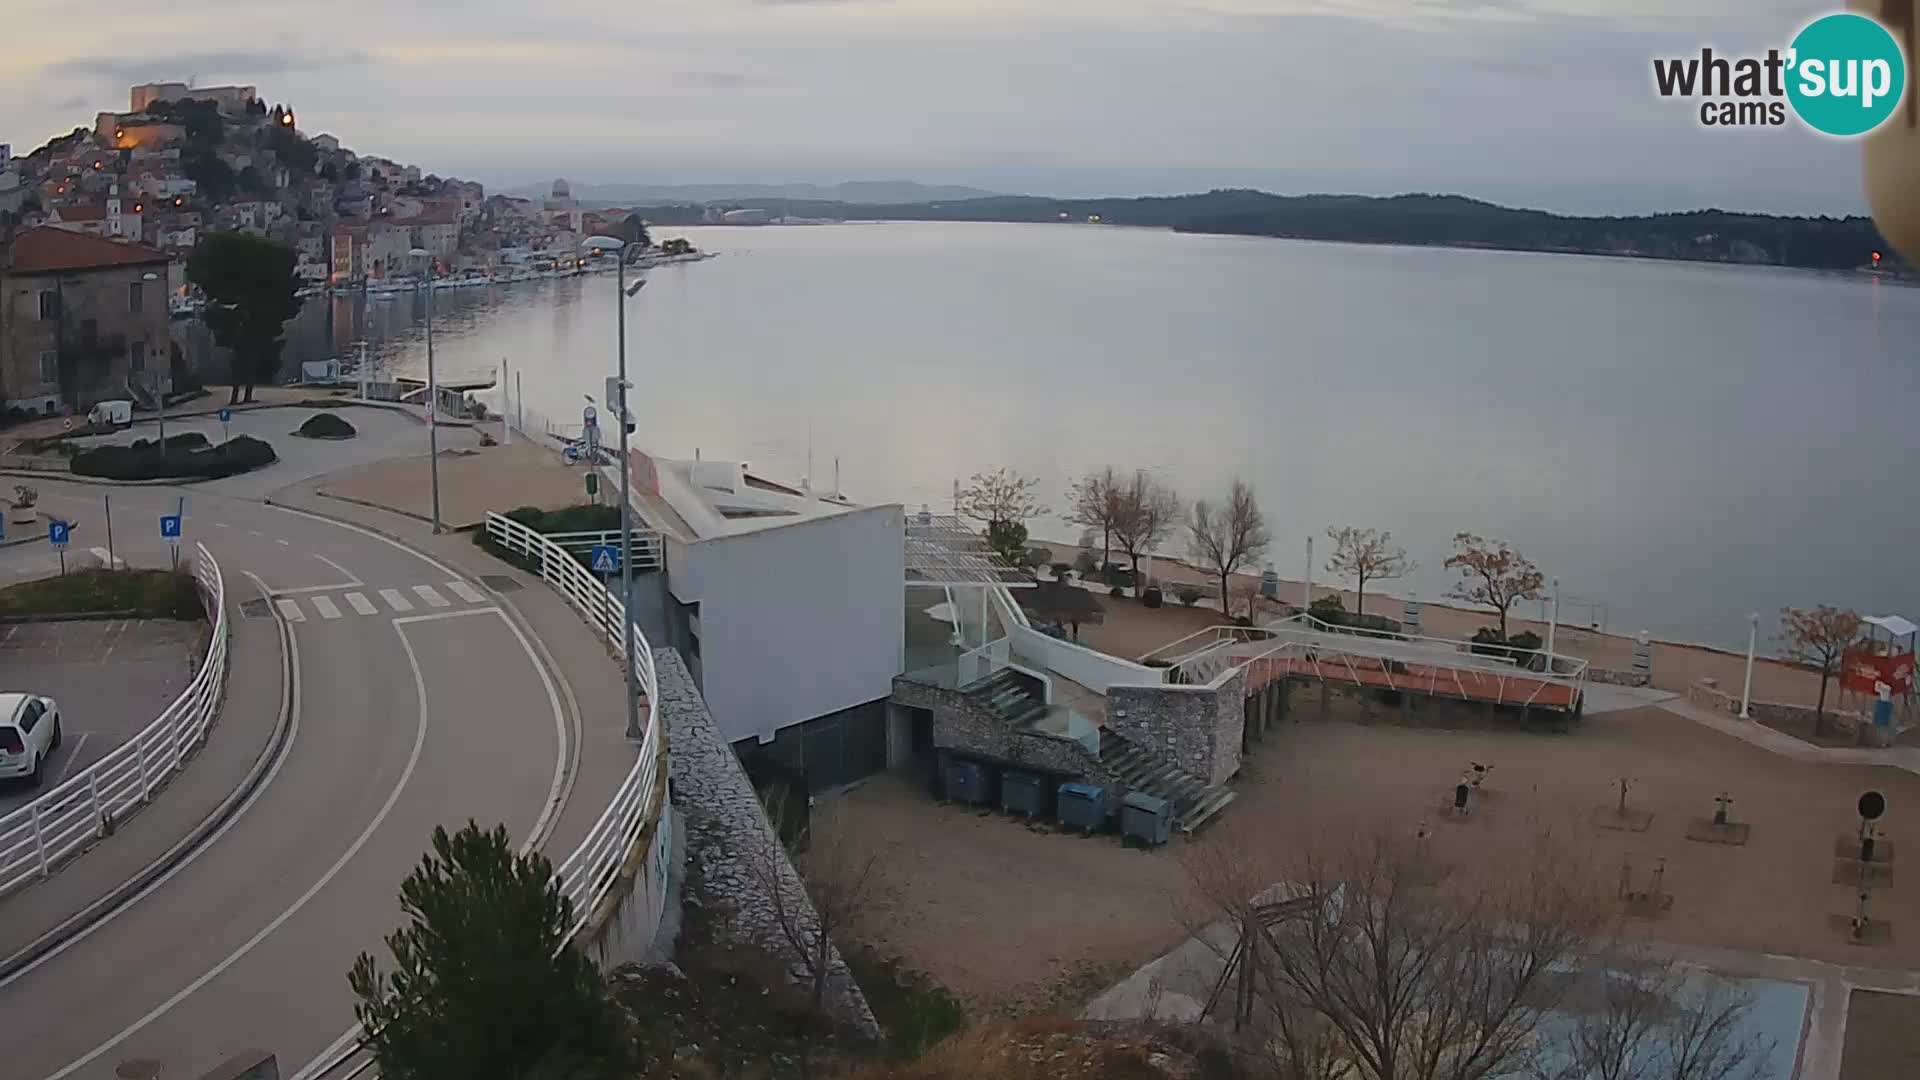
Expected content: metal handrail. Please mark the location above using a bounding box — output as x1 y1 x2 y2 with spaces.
0 543 228 899
309 516 668 1080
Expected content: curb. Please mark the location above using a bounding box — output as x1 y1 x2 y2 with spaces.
0 578 295 983
0 469 216 488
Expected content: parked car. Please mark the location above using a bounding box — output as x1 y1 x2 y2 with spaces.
0 693 62 786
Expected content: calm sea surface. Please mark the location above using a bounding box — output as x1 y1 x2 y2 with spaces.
235 222 1920 650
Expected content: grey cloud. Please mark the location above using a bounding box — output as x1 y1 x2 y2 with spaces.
676 70 777 89
46 48 370 83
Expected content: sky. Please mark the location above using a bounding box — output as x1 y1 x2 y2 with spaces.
0 0 1877 215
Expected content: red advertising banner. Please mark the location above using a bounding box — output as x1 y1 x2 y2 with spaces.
1842 649 1917 695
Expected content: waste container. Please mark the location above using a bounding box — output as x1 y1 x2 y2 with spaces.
1121 791 1172 846
1001 770 1043 818
944 757 988 806
1057 782 1106 832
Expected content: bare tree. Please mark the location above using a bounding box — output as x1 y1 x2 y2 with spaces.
1444 532 1545 641
1066 466 1126 573
746 788 882 1017
956 467 1046 567
1181 823 1608 1080
1326 526 1414 621
1778 605 1864 734
1111 471 1181 597
955 466 1045 528
1541 945 1771 1080
1189 479 1271 621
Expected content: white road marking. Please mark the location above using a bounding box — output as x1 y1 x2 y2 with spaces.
309 595 342 620
247 530 264 538
344 592 377 616
276 538 290 546
88 546 125 570
273 599 305 623
50 733 91 788
46 614 430 1080
298 604 563 1080
412 584 450 608
378 588 413 612
446 579 486 604
212 523 230 529
0 570 302 989
311 552 361 586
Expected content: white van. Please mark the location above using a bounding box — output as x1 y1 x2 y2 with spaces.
87 400 132 428
0 693 62 786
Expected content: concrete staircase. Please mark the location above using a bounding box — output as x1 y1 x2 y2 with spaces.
969 668 1049 728
1098 728 1237 833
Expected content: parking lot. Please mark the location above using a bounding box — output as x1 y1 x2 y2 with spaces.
0 619 203 813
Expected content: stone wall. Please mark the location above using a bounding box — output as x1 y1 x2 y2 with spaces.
661 650 881 1038
1587 667 1651 688
892 676 1123 804
1105 670 1245 787
1687 677 1869 740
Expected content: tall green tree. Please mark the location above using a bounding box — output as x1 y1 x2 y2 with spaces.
187 233 303 406
349 822 634 1080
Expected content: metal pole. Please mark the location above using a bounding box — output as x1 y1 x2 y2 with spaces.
1740 612 1758 719
425 260 442 533
516 370 524 436
104 493 114 571
501 357 511 446
617 254 640 740
1546 576 1559 668
1303 536 1313 613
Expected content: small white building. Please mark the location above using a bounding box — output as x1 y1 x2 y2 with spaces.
618 451 905 785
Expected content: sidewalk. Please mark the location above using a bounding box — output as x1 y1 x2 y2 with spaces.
1659 698 1920 777
0 582 286 976
309 439 580 531
264 474 640 870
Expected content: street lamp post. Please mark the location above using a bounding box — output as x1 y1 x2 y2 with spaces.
582 237 647 740
1740 612 1759 719
409 248 442 533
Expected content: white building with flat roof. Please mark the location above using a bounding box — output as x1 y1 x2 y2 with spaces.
616 451 904 783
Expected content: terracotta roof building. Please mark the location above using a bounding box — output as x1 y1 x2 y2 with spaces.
2 227 173 414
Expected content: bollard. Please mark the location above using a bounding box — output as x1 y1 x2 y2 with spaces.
1631 631 1652 676
1404 594 1423 635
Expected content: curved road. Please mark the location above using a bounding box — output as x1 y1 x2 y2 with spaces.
0 480 571 1079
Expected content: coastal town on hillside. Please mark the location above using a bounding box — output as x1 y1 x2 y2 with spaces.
0 80 706 417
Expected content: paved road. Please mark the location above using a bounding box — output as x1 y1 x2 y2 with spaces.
0 479 571 1080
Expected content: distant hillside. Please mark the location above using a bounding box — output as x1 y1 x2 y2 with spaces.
509 179 1004 207
635 190 1899 272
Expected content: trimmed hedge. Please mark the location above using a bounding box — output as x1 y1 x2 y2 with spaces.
130 432 212 452
294 412 357 439
72 435 277 481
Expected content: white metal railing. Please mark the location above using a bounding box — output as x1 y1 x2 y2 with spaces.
540 529 664 572
481 511 663 936
0 543 228 899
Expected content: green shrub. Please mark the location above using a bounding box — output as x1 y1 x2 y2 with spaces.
72 435 277 480
1177 587 1203 606
1309 594 1347 621
294 412 357 439
130 432 212 452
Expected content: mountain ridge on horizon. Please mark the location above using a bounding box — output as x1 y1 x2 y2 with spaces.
504 179 1005 206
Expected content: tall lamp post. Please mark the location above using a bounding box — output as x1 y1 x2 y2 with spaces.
581 237 648 740
408 248 442 533
1740 612 1759 719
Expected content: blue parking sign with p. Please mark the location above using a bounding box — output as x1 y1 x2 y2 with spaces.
48 521 69 547
160 514 182 540
590 545 619 574
217 408 232 423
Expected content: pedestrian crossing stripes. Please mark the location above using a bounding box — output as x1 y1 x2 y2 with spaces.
272 581 488 623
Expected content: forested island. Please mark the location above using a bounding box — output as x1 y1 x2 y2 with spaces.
635 190 1900 272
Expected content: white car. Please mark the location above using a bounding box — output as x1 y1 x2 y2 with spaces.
0 693 62 786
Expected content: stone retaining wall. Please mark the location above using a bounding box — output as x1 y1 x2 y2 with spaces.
660 650 881 1038
1586 667 1651 688
892 676 1125 807
1106 671 1245 787
1687 677 1870 740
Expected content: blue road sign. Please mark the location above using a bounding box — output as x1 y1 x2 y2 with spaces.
217 408 232 423
590 545 619 574
160 514 182 540
48 521 69 548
